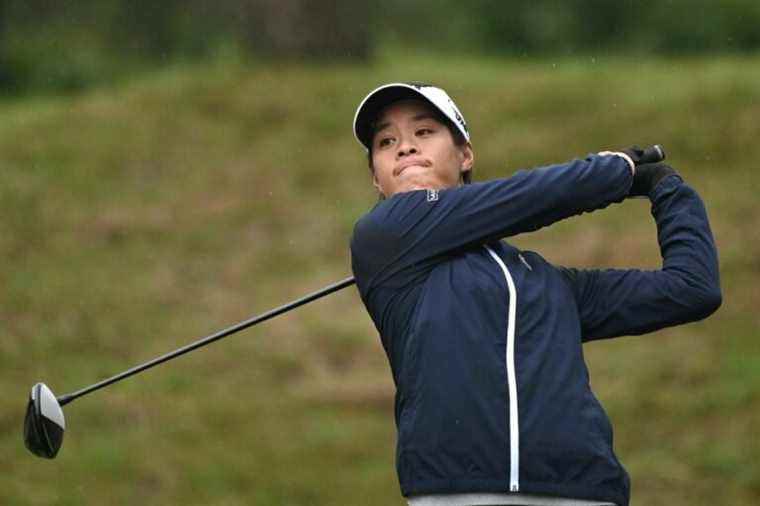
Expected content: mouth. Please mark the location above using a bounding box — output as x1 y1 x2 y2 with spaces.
395 159 430 176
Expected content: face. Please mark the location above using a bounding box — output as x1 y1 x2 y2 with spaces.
370 100 474 198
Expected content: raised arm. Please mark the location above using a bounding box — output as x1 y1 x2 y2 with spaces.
560 172 722 341
351 152 634 293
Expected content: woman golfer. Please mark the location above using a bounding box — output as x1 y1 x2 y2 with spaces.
349 83 721 506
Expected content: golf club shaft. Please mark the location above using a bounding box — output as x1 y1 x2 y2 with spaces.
57 276 356 407
54 148 666 408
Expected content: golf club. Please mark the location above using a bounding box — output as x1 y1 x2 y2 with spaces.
24 276 356 459
23 144 666 460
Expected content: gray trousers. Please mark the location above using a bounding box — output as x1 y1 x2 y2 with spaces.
407 493 617 506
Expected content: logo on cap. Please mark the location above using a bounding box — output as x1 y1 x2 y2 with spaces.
450 102 468 132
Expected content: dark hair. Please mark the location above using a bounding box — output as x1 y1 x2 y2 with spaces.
366 105 472 185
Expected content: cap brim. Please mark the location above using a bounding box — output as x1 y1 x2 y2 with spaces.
353 84 435 150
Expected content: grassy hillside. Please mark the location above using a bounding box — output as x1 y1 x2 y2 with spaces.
2 55 759 505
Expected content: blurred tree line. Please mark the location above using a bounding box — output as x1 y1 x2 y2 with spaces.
1 0 759 95
383 0 760 57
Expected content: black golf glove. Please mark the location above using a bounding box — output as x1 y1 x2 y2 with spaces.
628 162 678 198
620 145 666 166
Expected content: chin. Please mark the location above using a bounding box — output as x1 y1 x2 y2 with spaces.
392 175 436 193
392 183 427 195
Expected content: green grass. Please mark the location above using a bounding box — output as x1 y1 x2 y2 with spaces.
2 54 759 505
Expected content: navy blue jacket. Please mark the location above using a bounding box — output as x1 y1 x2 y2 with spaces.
350 154 721 506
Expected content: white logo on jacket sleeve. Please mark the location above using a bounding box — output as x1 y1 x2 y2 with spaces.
427 189 439 202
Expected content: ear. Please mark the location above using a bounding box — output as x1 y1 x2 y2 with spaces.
371 170 385 196
459 142 474 175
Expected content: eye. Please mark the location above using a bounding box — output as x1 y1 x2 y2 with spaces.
377 136 395 149
416 127 435 136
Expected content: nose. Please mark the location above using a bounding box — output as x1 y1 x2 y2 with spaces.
396 135 419 158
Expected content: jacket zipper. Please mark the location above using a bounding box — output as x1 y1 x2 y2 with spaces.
484 245 520 492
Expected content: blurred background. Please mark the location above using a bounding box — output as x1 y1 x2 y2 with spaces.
1 1 758 505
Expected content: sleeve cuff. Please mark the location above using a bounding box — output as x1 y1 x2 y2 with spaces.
597 151 636 175
649 173 684 200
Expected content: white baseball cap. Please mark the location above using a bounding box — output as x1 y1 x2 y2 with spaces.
353 82 470 151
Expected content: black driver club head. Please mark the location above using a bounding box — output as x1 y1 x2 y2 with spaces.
24 383 65 459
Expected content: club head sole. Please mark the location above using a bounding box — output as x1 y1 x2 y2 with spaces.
24 383 65 459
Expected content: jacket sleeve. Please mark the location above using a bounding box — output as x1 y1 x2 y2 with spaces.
351 153 633 295
560 174 722 341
